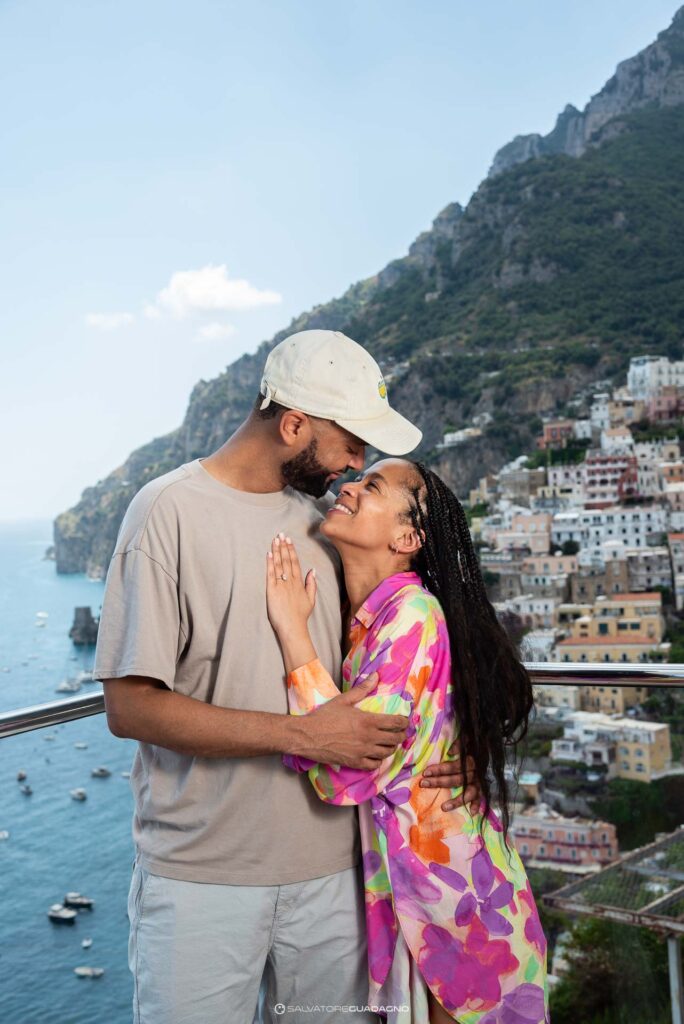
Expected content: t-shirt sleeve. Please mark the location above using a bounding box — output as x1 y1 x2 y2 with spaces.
93 548 186 689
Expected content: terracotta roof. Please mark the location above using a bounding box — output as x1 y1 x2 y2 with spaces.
668 533 684 541
557 635 661 646
602 592 661 602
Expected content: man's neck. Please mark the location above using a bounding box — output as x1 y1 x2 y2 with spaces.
202 426 285 494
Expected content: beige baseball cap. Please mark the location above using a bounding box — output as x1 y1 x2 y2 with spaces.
259 329 422 455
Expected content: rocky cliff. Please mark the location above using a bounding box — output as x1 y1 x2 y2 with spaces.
54 7 684 577
489 6 684 177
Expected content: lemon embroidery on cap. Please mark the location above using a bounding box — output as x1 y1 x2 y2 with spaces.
378 378 387 400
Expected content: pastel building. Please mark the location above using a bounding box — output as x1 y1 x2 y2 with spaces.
615 720 673 782
550 711 673 783
534 684 581 711
511 803 618 871
668 532 684 611
552 506 669 562
579 684 648 715
627 355 684 400
493 512 552 555
520 554 578 598
582 450 638 507
553 591 669 664
569 558 630 602
537 420 576 450
494 594 557 629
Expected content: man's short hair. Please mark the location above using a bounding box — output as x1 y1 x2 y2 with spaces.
254 392 290 420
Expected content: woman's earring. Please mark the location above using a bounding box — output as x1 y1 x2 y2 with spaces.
390 543 398 553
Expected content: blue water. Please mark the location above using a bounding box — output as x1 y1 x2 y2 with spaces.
0 522 137 1024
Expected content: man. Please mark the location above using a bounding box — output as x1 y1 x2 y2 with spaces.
95 329 478 1024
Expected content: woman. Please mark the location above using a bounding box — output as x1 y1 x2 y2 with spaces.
266 458 548 1024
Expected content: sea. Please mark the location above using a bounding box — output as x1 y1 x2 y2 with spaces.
0 521 137 1024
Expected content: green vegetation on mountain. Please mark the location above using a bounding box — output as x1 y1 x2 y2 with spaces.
54 10 684 575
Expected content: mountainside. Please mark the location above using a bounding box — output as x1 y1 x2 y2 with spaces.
55 7 684 577
489 5 684 176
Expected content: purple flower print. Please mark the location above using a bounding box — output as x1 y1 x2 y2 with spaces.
419 917 519 1014
454 846 515 936
365 893 397 985
428 862 468 892
518 880 547 956
477 982 548 1024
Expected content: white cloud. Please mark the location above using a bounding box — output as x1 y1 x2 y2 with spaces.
143 304 162 321
85 312 134 331
195 322 236 342
150 264 282 319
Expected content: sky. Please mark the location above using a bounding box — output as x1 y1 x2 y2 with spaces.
0 0 679 521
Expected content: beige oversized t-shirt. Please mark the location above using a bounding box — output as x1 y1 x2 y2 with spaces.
93 458 359 885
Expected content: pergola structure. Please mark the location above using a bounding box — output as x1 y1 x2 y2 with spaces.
545 827 684 1024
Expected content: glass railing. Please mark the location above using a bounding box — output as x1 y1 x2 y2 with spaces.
1 665 683 1024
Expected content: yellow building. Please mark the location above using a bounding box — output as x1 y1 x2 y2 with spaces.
613 719 672 782
554 592 669 666
579 684 648 715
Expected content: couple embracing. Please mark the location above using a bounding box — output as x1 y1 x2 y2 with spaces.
94 329 548 1024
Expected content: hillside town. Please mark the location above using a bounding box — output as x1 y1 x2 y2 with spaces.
453 355 684 877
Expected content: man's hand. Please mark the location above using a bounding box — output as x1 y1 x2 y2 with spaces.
420 748 482 813
289 678 409 770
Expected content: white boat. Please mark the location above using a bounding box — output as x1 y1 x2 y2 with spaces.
0 830 9 841
74 966 104 978
76 670 94 684
20 784 32 796
16 770 27 781
70 788 87 801
56 678 81 694
120 771 131 779
64 892 94 910
74 742 88 750
35 621 46 628
91 766 111 778
81 938 93 949
1 666 10 672
43 734 56 741
48 903 77 924
35 611 49 619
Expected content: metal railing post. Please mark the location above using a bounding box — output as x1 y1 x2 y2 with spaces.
669 936 684 1024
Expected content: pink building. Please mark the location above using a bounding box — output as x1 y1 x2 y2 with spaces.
583 450 638 507
511 805 618 870
647 386 684 423
494 513 552 555
537 419 575 450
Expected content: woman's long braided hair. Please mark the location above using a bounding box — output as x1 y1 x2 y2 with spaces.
405 461 534 841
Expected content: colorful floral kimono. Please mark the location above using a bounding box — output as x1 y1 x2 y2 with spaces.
283 571 548 1024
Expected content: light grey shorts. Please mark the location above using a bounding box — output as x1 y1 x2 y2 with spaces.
127 860 378 1024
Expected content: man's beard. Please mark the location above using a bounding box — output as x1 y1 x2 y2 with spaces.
281 438 333 498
